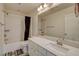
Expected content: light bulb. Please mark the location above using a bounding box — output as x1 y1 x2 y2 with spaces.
37 5 43 11
37 7 40 11
40 5 43 10
43 3 48 8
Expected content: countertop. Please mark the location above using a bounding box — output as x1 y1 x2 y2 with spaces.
29 36 79 56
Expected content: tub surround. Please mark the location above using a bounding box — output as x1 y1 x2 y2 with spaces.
28 36 79 56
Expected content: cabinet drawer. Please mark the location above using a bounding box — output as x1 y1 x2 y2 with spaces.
29 40 38 50
28 40 39 56
37 45 46 56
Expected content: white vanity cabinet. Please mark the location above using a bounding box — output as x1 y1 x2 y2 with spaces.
29 40 47 56
28 40 56 56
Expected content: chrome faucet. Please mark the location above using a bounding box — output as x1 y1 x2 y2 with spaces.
56 39 63 46
56 33 67 46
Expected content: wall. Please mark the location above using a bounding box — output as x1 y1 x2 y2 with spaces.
28 10 39 36
0 4 4 11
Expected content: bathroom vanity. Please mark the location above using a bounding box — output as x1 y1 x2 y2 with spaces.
28 36 79 56
31 3 79 56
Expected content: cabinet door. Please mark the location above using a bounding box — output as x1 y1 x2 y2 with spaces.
0 12 4 24
0 24 1 43
0 12 4 45
38 45 47 56
0 24 4 55
28 40 34 56
0 12 4 55
46 51 56 56
28 40 37 56
29 44 37 56
29 40 42 56
0 25 4 44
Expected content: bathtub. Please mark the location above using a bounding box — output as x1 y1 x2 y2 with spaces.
2 41 28 56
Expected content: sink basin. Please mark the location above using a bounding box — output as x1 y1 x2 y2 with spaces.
46 42 70 53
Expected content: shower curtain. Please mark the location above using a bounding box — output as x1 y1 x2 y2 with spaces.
75 3 79 17
24 16 31 41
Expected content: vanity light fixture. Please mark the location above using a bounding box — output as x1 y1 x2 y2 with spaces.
37 4 46 12
37 3 52 12
39 5 43 11
40 5 43 10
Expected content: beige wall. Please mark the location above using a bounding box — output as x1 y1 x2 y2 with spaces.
0 4 4 11
28 9 39 36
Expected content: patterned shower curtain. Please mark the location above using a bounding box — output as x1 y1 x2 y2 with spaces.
75 3 79 17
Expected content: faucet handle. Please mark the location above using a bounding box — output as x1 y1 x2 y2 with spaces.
56 40 58 43
56 39 63 46
64 33 67 36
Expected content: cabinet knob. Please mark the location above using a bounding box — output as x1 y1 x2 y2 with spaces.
4 39 8 41
0 22 4 25
4 29 10 32
4 39 8 44
4 34 7 37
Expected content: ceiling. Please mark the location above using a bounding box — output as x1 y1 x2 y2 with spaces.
4 3 41 14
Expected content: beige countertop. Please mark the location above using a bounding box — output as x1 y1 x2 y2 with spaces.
29 36 79 56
